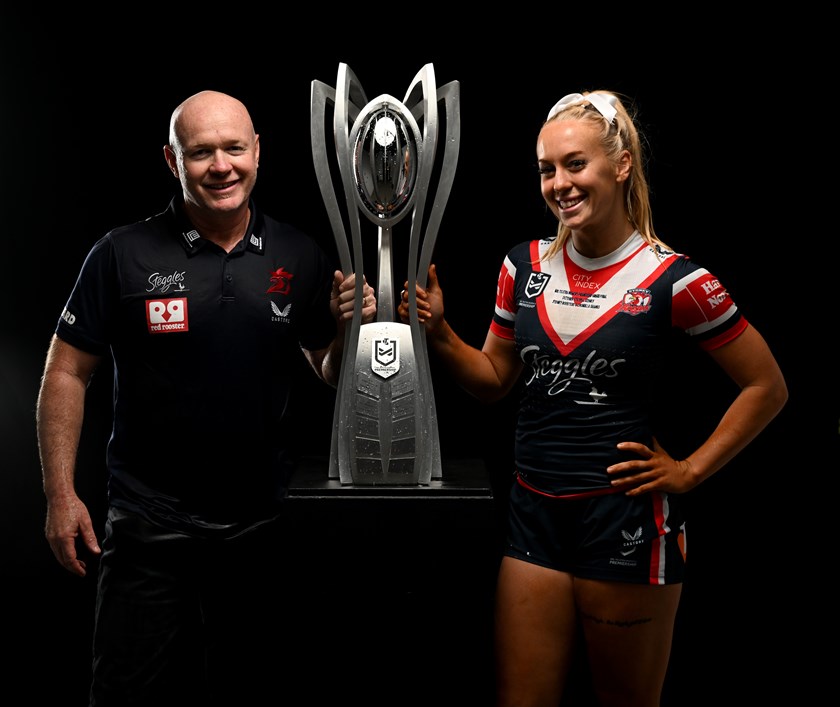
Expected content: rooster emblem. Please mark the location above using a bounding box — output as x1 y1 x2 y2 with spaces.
267 267 294 294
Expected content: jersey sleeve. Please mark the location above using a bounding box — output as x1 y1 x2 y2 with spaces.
671 265 748 350
55 234 118 356
490 254 517 340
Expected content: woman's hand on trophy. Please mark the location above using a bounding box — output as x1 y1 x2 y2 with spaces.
331 271 377 324
397 265 440 330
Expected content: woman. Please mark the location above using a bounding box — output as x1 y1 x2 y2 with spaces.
398 91 787 706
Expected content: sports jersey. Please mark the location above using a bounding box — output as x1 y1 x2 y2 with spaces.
55 196 337 536
490 231 747 496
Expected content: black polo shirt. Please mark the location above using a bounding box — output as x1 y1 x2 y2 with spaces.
56 196 337 537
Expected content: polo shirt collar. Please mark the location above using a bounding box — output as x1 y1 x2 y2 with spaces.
167 195 265 255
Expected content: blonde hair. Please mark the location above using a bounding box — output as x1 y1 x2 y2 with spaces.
540 90 671 261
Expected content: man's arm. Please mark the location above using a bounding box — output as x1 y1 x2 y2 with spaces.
36 335 103 576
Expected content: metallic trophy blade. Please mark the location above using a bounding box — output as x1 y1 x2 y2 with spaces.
311 63 459 485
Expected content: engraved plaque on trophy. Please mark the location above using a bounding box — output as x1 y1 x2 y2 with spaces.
311 63 460 485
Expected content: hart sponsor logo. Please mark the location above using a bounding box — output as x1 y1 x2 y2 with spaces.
687 273 730 315
700 278 728 308
146 298 189 334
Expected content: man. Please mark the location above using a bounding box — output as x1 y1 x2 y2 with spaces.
36 90 375 706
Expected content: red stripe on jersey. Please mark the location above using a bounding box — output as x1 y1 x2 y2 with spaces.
698 316 749 351
496 257 515 310
491 256 516 340
649 492 666 586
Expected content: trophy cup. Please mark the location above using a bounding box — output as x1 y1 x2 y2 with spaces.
311 63 460 485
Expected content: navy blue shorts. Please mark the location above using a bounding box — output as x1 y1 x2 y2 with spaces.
504 479 687 585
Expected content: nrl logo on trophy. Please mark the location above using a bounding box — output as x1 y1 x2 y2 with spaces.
372 337 399 379
311 63 460 485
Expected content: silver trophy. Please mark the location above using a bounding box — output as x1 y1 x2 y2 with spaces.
311 63 460 485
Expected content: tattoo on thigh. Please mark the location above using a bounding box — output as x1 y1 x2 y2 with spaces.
580 611 652 628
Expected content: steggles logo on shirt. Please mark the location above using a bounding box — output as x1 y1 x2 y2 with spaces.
147 270 188 294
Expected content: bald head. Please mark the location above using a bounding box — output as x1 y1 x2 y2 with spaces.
168 90 256 151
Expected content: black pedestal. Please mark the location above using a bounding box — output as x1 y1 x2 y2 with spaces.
289 456 493 497
281 457 499 706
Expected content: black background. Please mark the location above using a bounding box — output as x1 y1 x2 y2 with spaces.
2 13 833 706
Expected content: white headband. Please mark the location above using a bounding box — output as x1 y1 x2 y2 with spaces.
546 92 618 124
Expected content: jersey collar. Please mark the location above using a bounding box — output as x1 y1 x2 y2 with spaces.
167 196 266 256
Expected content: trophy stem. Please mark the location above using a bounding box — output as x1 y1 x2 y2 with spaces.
377 225 395 323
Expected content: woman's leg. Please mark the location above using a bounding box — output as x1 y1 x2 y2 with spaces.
574 578 682 707
494 556 578 707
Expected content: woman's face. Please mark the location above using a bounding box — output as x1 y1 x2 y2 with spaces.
536 118 627 234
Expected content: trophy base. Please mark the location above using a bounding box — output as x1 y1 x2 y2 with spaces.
292 457 489 496
335 321 441 486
